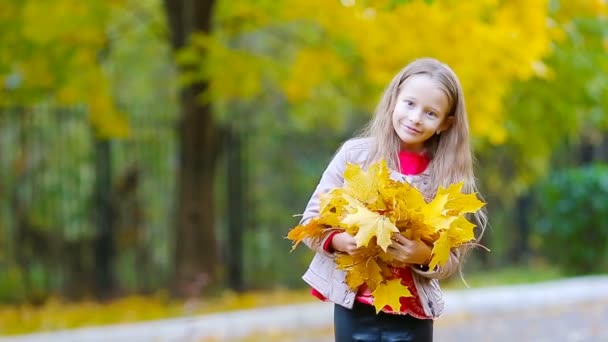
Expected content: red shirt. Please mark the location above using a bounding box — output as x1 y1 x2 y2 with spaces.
311 151 430 318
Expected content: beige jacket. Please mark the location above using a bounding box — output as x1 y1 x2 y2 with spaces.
299 138 461 319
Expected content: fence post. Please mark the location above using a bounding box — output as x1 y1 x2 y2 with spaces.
225 127 245 291
93 137 115 299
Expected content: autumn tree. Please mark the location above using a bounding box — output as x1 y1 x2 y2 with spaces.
0 0 129 136
162 0 221 295
481 1 607 263
172 0 555 287
4 0 604 295
0 0 130 298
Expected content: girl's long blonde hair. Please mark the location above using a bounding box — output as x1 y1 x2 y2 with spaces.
358 57 487 240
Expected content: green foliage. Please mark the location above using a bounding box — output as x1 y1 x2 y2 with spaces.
0 267 26 303
0 107 176 298
530 164 608 275
484 12 608 199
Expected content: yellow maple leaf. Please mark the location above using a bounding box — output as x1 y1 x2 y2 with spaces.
344 164 380 204
319 190 349 217
336 254 367 289
362 258 384 292
371 279 412 313
336 252 384 291
341 198 398 251
449 216 476 245
437 182 486 214
420 192 454 231
429 231 450 270
396 182 428 211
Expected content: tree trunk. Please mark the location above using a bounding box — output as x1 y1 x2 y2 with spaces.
163 0 220 295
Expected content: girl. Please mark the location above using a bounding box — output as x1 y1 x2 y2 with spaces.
298 57 487 342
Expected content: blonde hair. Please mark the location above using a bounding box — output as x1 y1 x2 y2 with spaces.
358 57 487 241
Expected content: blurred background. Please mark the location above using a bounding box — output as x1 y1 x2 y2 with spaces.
0 0 607 335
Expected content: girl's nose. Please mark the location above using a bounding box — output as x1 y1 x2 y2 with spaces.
408 110 423 124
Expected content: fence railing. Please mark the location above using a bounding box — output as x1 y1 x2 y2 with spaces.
0 106 177 301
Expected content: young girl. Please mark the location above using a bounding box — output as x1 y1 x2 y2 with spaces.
298 57 487 342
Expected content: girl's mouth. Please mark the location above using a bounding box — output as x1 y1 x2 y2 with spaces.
404 124 421 134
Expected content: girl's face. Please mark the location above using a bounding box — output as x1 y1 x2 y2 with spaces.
392 74 452 152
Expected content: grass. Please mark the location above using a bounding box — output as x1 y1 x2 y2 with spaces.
0 264 565 336
442 264 564 290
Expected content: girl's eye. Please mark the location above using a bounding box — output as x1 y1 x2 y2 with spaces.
426 111 437 117
405 100 414 107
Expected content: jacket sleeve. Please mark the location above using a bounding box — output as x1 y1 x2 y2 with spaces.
411 248 462 280
299 142 349 256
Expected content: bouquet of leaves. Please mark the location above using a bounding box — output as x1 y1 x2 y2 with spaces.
288 160 485 313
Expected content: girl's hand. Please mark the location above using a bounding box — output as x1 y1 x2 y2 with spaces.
387 234 432 266
330 232 360 255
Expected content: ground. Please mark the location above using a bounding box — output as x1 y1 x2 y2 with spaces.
234 300 608 342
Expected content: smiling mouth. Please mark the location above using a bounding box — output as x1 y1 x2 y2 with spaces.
404 125 421 134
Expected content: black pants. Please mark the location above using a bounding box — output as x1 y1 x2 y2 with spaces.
334 302 433 342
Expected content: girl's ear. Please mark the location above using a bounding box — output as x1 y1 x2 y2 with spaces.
440 115 454 132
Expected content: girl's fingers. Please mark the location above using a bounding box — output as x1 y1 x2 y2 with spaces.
392 234 408 243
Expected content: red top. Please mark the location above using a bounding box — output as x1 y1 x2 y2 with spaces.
311 151 431 318
398 149 430 175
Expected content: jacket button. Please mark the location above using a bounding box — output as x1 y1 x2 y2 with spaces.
345 298 351 304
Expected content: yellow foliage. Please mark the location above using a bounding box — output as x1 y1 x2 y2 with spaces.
282 48 350 102
20 58 55 89
22 1 106 45
270 0 556 142
89 101 130 139
1 0 129 138
179 32 274 105
84 70 130 139
0 289 314 336
203 0 599 144
553 0 607 22
371 278 412 314
287 160 485 312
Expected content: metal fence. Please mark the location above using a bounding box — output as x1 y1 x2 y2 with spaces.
0 106 177 301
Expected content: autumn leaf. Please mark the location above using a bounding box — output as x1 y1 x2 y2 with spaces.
342 162 378 204
286 219 326 251
362 258 384 292
420 192 455 232
438 182 486 215
341 197 398 251
336 254 366 289
319 189 357 234
371 279 412 314
429 231 451 270
337 254 384 291
287 159 486 313
319 191 349 218
394 181 428 212
449 216 477 245
343 265 368 290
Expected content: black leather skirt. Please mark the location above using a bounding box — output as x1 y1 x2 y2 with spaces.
334 302 433 342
